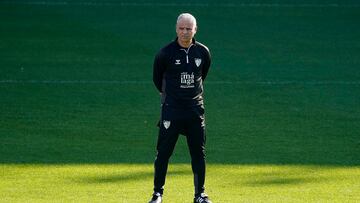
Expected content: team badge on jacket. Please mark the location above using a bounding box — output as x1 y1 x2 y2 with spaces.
195 58 202 67
163 120 171 129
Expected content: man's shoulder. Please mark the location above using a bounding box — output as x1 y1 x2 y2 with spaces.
194 41 210 59
155 41 176 60
159 40 177 53
195 41 210 54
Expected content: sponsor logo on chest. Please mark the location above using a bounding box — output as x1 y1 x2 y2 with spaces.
180 72 195 88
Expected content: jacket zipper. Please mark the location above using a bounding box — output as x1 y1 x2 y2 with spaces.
180 44 193 64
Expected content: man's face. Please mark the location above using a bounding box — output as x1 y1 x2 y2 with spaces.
176 18 197 44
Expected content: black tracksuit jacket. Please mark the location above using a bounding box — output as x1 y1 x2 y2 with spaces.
153 38 211 114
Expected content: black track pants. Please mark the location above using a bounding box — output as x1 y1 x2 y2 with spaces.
153 112 206 196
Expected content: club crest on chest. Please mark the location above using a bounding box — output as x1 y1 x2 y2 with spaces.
195 58 202 67
163 120 171 129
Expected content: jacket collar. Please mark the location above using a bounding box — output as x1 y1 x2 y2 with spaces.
174 37 196 49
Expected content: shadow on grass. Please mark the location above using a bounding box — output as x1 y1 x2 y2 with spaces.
0 131 359 166
235 168 332 187
77 170 191 184
244 177 325 186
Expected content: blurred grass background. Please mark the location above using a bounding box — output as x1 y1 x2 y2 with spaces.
0 1 359 202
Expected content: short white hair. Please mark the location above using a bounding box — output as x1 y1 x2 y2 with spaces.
176 13 197 27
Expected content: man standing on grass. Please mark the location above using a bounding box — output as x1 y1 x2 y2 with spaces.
149 13 212 203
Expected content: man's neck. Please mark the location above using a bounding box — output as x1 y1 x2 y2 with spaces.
177 39 193 48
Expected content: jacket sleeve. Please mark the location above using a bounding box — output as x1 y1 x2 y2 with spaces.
153 51 166 92
201 48 211 81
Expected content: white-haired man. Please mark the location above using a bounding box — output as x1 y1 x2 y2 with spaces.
149 13 212 203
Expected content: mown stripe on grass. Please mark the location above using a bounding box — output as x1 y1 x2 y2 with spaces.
1 80 360 85
1 1 360 7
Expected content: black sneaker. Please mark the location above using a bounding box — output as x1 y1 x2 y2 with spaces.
194 193 212 203
148 192 162 203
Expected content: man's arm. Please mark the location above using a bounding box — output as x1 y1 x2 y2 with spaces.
201 48 211 81
153 51 166 92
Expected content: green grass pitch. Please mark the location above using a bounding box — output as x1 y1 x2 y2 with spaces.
1 1 359 202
